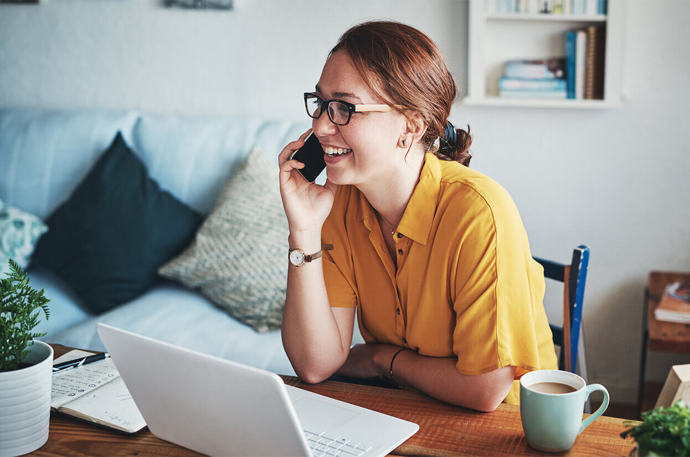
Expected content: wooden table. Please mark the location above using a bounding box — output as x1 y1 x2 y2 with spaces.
638 271 690 417
31 345 637 456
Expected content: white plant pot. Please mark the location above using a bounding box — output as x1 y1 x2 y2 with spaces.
0 340 53 457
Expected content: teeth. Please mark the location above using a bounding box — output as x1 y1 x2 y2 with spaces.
324 146 352 157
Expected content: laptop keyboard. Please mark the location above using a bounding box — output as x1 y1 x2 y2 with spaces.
303 429 372 457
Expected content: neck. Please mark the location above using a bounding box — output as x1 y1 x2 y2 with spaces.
358 149 426 229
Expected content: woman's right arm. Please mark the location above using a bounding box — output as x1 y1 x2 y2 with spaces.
277 131 355 384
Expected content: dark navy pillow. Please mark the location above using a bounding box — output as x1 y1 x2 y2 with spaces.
33 132 202 314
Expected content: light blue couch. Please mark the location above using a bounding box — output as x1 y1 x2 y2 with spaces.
0 108 364 376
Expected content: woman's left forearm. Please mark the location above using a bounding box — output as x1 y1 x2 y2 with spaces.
373 347 515 412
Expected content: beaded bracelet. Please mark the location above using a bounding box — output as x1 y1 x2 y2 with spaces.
388 348 407 379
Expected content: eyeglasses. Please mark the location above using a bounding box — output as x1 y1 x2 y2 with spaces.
304 92 399 126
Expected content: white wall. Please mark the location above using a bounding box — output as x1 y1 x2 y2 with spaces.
1 0 689 404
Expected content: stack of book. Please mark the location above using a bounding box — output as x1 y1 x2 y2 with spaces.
498 58 567 99
565 25 606 99
486 0 607 15
498 24 605 101
655 282 690 324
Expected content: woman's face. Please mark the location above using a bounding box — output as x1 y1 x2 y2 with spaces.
312 50 408 187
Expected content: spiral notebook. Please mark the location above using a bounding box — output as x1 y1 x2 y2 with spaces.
51 350 146 433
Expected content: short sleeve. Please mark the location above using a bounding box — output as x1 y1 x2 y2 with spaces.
451 183 556 380
322 248 357 308
321 188 358 309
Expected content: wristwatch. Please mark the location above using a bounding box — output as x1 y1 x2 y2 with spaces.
288 244 333 267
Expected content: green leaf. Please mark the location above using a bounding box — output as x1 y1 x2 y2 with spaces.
0 259 50 372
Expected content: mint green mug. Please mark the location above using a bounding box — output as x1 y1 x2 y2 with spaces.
520 369 609 452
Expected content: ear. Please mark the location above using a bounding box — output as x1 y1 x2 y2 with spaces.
402 112 427 146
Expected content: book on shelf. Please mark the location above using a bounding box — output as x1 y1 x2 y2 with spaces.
499 77 567 91
575 29 587 99
654 282 690 324
566 30 577 99
566 26 606 100
51 349 146 433
485 0 606 14
498 59 567 99
565 29 587 99
503 58 566 79
584 24 606 99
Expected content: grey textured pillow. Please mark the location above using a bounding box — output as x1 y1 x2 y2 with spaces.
159 147 288 332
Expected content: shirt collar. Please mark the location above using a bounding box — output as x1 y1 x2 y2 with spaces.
397 153 442 245
359 153 442 246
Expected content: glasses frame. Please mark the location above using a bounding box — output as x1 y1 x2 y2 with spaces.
303 92 400 126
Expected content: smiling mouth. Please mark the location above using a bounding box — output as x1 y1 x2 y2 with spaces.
324 146 352 157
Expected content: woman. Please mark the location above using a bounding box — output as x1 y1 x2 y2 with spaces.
278 21 557 411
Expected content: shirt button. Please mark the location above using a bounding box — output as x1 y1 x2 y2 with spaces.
397 233 403 238
402 337 408 345
397 249 403 255
395 308 401 315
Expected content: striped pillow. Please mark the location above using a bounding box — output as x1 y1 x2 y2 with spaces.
159 146 289 332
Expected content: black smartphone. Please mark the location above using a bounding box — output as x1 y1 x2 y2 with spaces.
291 133 326 182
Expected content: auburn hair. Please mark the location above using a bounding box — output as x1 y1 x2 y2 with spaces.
330 21 472 166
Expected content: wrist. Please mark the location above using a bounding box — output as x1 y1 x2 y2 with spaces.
373 346 405 378
288 229 322 252
387 348 407 380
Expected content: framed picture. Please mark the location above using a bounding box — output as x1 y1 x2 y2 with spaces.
163 0 233 9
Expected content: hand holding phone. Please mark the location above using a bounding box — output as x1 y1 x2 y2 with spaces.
290 133 326 182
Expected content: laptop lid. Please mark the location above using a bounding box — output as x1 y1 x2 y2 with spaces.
97 323 310 457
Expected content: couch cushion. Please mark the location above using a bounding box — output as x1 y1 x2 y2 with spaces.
0 109 139 219
0 199 48 275
32 132 202 314
45 282 298 376
159 146 288 333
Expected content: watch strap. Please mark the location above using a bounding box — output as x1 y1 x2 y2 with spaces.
289 244 334 266
304 250 323 263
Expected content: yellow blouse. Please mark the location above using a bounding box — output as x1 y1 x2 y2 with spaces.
321 153 557 404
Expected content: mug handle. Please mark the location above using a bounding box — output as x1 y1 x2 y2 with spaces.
579 384 610 434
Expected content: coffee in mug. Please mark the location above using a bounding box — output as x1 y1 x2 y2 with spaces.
520 369 609 453
529 382 577 394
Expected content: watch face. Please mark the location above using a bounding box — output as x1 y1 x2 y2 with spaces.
289 249 305 266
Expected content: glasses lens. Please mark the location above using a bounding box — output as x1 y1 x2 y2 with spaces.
327 101 351 125
305 94 322 119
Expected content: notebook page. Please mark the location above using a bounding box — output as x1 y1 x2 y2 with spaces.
53 349 95 364
51 357 119 408
57 376 147 433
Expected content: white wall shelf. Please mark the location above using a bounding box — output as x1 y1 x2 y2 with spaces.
486 13 607 22
463 96 622 109
465 0 625 109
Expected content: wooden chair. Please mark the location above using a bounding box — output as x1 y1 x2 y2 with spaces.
534 245 590 379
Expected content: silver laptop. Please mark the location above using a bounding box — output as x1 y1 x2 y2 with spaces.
97 323 418 457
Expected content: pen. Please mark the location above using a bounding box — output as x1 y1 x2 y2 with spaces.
52 353 110 373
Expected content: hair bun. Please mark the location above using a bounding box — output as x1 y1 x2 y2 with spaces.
440 122 472 167
443 121 457 148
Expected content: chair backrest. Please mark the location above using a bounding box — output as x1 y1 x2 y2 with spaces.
533 245 590 373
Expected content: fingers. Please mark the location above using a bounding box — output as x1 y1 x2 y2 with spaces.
280 159 305 173
279 159 308 189
278 128 313 165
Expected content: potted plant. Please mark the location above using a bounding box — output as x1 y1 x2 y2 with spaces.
621 401 690 457
0 259 51 457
